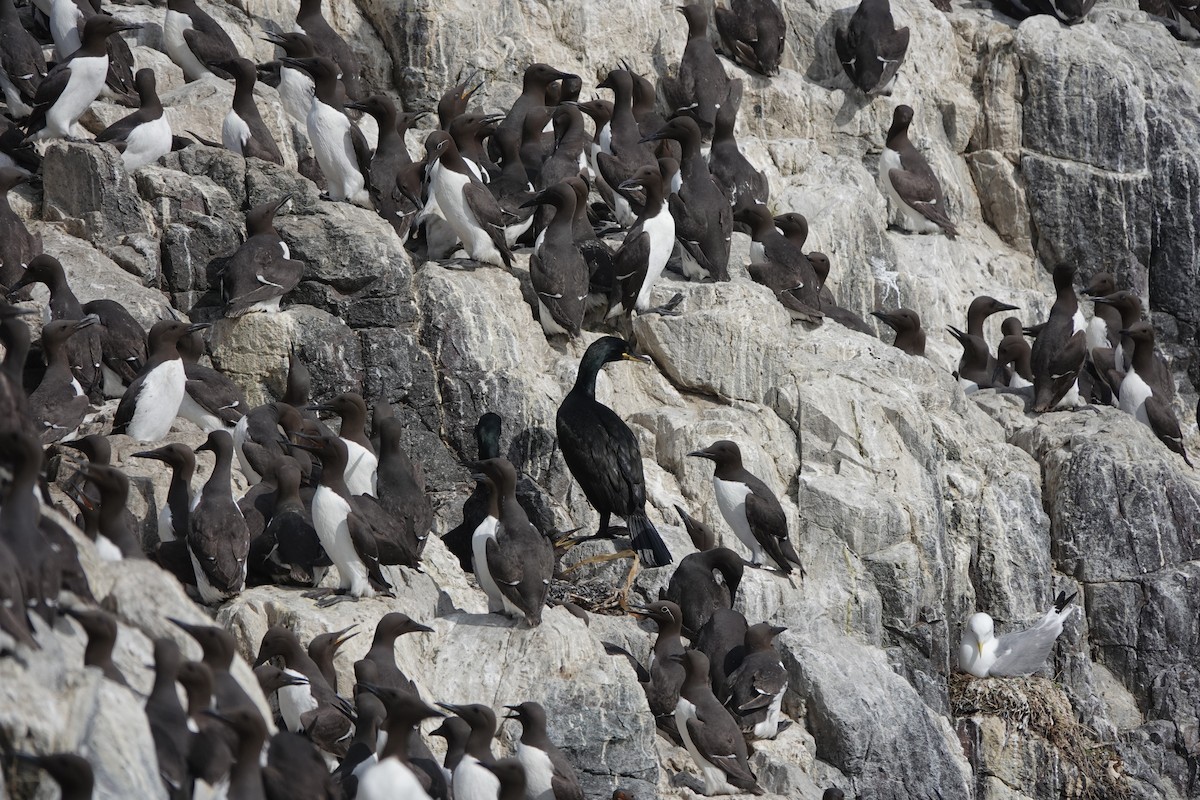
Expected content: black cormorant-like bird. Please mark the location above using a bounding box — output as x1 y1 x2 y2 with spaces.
556 336 672 567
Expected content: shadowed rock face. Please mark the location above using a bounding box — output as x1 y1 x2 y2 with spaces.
1 0 1199 798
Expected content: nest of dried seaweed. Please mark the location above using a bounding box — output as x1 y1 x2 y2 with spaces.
547 575 630 616
949 672 1129 800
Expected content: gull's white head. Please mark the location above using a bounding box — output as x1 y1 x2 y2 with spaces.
959 612 998 677
967 612 995 643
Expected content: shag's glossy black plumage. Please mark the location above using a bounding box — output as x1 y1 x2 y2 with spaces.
556 336 671 567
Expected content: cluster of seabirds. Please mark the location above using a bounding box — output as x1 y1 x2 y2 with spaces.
0 0 1193 793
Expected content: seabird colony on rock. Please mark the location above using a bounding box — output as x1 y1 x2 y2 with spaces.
0 0 1191 794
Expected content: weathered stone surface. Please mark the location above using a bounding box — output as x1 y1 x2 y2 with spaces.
25 225 175 326
208 305 364 407
1016 11 1200 308
40 142 153 243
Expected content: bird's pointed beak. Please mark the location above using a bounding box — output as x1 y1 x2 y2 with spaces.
334 626 359 646
186 322 211 333
620 351 651 364
519 191 546 210
686 449 715 460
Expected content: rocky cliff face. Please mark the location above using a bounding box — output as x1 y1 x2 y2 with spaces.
2 0 1199 797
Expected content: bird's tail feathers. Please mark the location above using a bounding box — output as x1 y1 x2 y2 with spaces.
1053 590 1078 614
628 513 672 568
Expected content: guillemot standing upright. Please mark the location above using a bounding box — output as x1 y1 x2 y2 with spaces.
436 703 500 800
25 15 142 141
252 625 352 753
281 56 372 207
947 325 995 394
163 0 238 81
263 30 317 126
521 181 588 337
0 431 54 627
706 80 768 208
491 62 570 161
132 443 195 545
294 0 363 100
307 624 357 691
605 599 686 737
676 3 729 138
965 295 1019 376
688 440 804 574
310 392 377 496
204 708 269 800
113 320 208 442
423 130 514 268
259 461 327 585
470 457 553 626
176 333 246 434
503 701 584 800
443 412 502 572
994 333 1034 388
8 254 103 401
1118 321 1192 465
96 68 171 171
606 165 675 319
28 318 95 444
188 430 250 604
1030 264 1087 412
674 649 764 796
645 115 732 282
63 606 128 685
146 638 193 800
595 70 656 226
300 434 403 603
215 57 284 165
879 105 957 238
347 95 425 234
375 417 433 557
355 685 443 800
75 462 144 559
